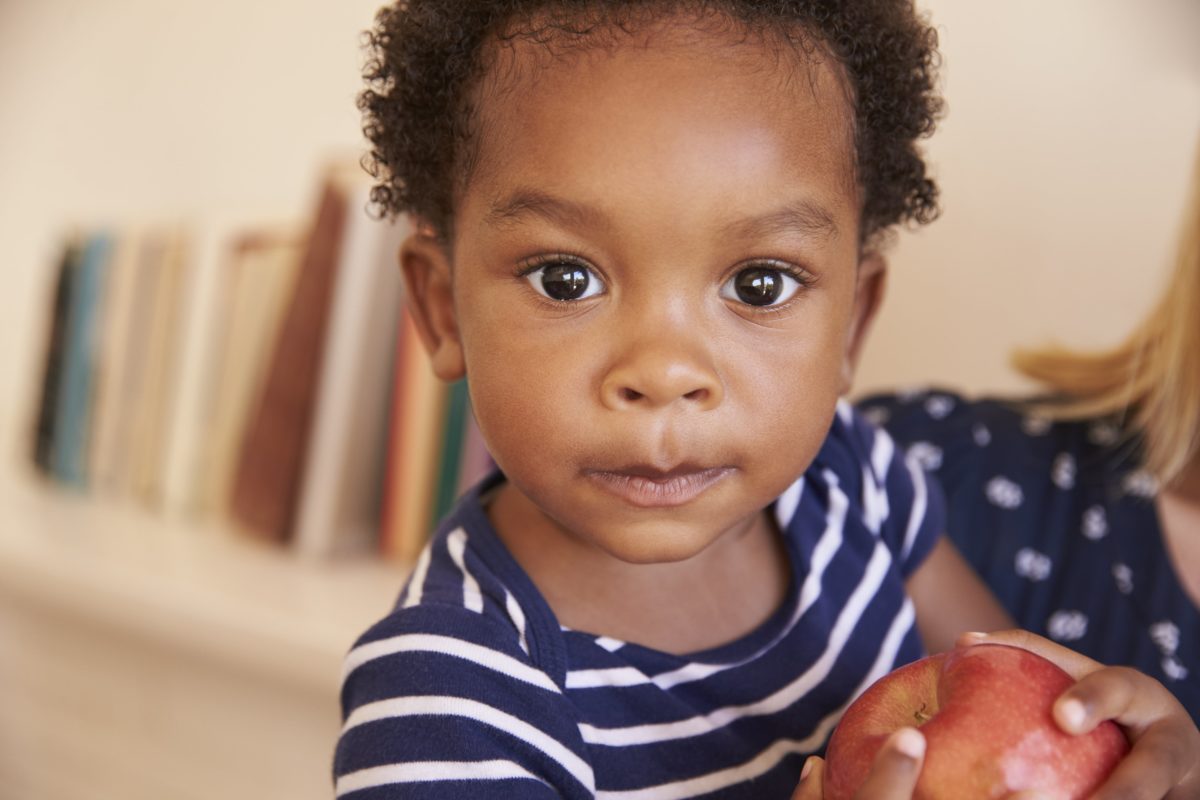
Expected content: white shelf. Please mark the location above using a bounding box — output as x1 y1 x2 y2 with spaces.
0 466 411 799
0 468 405 692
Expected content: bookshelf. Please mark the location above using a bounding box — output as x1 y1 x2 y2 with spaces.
5 166 494 799
0 462 403 799
0 165 507 798
0 3 462 797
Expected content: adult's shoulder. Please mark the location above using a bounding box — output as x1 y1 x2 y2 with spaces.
858 389 1073 485
856 388 1129 482
856 387 1023 446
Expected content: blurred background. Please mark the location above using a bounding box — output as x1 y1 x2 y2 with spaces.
0 0 1197 798
857 0 1200 396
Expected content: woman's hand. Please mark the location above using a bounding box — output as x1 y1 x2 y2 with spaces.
960 630 1200 799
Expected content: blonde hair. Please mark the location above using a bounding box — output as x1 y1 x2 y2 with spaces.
1012 143 1200 487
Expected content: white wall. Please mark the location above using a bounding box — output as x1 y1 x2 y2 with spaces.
0 0 383 474
856 0 1200 397
1 0 1198 470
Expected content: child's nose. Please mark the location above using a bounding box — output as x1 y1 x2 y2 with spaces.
599 341 724 412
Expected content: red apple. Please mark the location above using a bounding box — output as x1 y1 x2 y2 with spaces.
824 643 1129 800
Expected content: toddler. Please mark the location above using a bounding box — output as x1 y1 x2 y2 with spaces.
335 2 1197 797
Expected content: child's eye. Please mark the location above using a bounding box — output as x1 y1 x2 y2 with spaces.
720 264 808 307
523 259 606 302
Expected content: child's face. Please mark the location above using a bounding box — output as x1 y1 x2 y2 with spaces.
405 18 882 565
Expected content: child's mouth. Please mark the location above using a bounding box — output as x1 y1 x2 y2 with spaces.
583 464 734 508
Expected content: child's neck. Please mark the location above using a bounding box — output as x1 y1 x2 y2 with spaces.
486 483 792 655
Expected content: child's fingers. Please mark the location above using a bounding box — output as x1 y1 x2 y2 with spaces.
1090 721 1199 800
790 756 824 800
1053 665 1161 735
1051 666 1198 799
962 630 1200 795
852 727 925 800
957 629 1100 681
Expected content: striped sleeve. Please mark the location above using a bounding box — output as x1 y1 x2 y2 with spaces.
886 435 945 578
855 388 982 502
838 400 946 578
335 604 594 799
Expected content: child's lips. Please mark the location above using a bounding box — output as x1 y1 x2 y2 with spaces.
583 464 734 508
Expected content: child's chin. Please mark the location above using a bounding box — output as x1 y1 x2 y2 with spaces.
584 519 734 565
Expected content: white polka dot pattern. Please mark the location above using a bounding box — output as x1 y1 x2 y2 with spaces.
985 476 1023 509
1014 547 1052 581
1047 611 1089 642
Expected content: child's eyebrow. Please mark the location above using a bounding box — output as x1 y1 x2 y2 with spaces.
720 201 839 242
485 189 601 231
485 188 839 241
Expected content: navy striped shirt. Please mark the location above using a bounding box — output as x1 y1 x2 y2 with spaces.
335 401 943 798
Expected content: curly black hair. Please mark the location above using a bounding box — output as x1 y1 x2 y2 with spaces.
360 0 942 245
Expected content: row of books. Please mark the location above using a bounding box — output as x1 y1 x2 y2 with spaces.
29 164 493 562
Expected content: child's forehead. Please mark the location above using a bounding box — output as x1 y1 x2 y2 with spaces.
478 8 846 104
465 8 857 183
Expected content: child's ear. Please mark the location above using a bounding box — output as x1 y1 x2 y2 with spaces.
840 251 888 394
399 226 466 381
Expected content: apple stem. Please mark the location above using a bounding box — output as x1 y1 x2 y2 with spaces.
913 703 932 725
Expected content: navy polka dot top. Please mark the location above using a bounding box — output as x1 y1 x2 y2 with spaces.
857 389 1199 725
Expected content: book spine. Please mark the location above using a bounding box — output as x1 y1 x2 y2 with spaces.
32 240 81 474
379 310 447 563
131 229 189 507
51 233 113 488
107 234 167 498
293 182 394 558
230 176 348 543
86 231 141 493
160 224 221 518
431 379 470 526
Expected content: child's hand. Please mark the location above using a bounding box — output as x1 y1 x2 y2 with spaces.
789 735 1062 800
791 728 926 800
793 632 1198 800
959 630 1200 799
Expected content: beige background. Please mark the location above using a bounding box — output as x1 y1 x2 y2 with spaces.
856 0 1200 399
0 2 1197 798
1 0 1199 469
